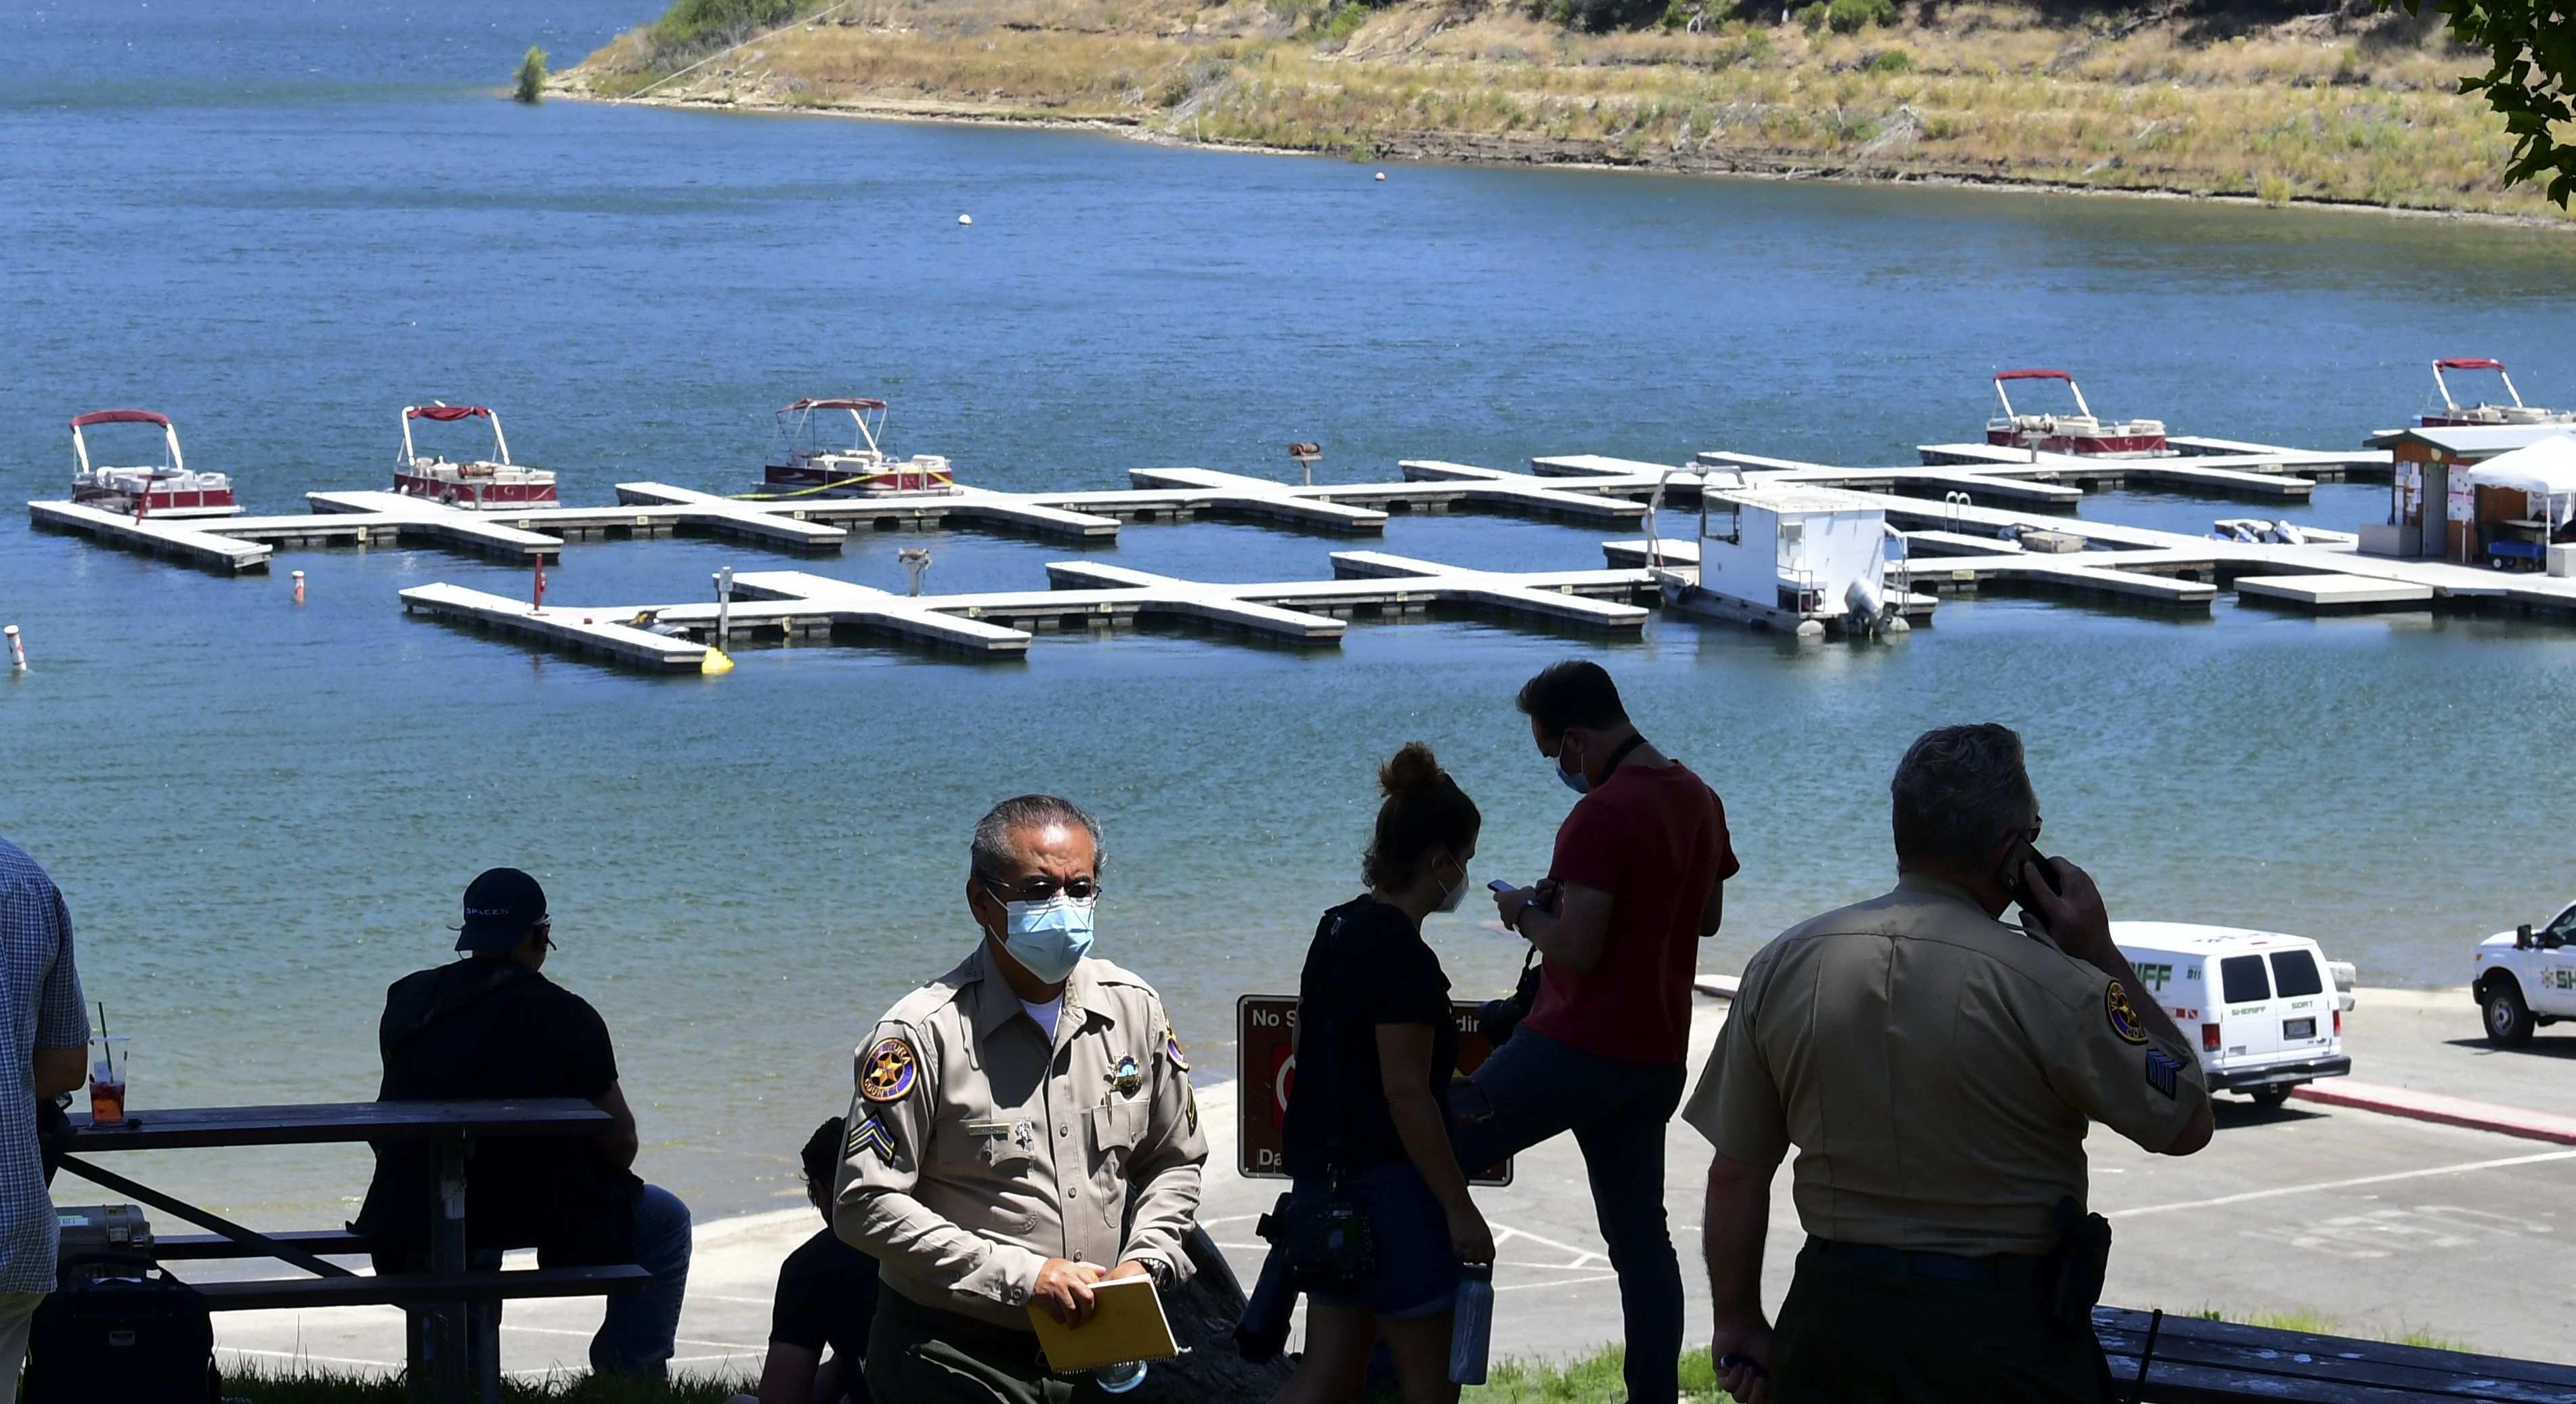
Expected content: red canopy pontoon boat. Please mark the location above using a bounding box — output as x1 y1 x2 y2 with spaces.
1985 370 2168 457
2417 358 2573 427
69 410 239 518
393 404 557 509
763 399 956 496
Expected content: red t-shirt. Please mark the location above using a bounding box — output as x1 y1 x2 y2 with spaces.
1523 761 1739 1065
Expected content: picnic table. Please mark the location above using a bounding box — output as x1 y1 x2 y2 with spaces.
58 1099 649 1404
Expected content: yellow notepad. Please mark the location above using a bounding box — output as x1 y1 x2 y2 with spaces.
1026 1275 1179 1373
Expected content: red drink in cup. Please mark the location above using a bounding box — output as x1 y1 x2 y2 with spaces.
88 1035 129 1124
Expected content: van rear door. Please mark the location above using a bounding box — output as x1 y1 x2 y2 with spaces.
2267 946 2333 1054
2216 952 2278 1059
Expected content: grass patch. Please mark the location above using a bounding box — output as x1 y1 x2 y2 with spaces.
2202 1307 2471 1354
220 1367 752 1403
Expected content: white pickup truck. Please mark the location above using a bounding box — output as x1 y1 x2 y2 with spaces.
2470 901 2576 1046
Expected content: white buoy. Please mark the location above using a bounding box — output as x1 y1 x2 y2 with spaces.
958 213 972 226
292 570 306 605
1374 171 1386 182
4 624 21 671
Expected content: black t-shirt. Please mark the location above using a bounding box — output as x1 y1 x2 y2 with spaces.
1281 896 1455 1177
771 1227 881 1374
351 959 640 1256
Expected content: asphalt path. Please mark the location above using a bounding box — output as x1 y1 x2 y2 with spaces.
205 985 2576 1386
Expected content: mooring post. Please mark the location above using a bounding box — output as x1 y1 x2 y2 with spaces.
899 547 932 597
4 625 22 672
715 566 735 645
530 556 547 614
293 570 306 605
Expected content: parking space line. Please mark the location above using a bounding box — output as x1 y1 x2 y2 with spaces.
2108 1148 2576 1218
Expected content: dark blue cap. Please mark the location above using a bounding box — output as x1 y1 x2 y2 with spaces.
456 868 547 952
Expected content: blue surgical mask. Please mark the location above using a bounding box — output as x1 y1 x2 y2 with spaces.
1555 749 1589 796
1000 894 1096 983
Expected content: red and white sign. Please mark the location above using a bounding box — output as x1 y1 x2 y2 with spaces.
1236 994 1511 1185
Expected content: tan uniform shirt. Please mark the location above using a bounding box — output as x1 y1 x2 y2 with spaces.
834 945 1209 1330
1684 874 2208 1257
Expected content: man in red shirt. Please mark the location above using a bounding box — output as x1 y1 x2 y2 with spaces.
1463 660 1737 1404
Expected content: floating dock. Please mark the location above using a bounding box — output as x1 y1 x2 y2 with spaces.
400 551 1671 669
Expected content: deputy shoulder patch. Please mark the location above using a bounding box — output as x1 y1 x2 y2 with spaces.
1162 1022 1190 1073
2143 1048 2183 1099
2105 981 2149 1046
861 1035 920 1103
846 1111 899 1164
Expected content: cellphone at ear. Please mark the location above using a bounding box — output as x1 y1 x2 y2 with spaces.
1999 841 2063 912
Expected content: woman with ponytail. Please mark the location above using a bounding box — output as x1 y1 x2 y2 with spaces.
1269 743 1495 1404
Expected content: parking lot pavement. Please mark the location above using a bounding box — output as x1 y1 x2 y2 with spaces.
2339 985 2576 1118
213 987 2576 1383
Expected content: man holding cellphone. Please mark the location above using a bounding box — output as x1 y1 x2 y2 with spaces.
1689 724 2213 1403
1464 660 1737 1404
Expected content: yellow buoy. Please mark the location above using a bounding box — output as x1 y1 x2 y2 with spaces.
701 646 735 675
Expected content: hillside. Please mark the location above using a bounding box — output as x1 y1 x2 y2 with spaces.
562 0 2561 221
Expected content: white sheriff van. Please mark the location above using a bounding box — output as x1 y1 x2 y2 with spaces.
2110 922 2354 1107
2469 900 2576 1047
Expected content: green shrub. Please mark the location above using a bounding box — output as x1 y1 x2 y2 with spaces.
650 0 801 50
513 45 548 103
1867 47 1912 72
1797 0 1892 33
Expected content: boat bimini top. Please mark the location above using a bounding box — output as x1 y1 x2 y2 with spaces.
401 403 511 467
70 408 184 480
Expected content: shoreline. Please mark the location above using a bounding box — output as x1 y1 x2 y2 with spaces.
562 86 2576 234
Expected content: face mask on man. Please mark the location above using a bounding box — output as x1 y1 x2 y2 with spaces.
996 892 1096 983
1554 734 1589 796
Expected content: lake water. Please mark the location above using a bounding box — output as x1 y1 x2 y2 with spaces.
6 0 2576 1222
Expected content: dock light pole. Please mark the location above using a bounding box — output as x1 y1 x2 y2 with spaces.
5 625 22 672
1288 442 1323 487
898 547 932 597
714 566 735 646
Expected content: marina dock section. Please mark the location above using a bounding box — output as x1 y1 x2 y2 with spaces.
399 551 1667 668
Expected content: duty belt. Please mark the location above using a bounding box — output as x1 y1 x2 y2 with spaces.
1807 1236 2053 1290
877 1286 1053 1365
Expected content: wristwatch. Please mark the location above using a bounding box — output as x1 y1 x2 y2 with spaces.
1134 1255 1174 1290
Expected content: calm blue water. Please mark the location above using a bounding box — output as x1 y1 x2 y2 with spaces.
6 0 2576 1220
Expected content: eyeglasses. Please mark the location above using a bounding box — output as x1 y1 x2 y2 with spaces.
977 874 1100 904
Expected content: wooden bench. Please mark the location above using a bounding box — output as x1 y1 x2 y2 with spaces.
2097 1306 2576 1402
194 1264 651 1313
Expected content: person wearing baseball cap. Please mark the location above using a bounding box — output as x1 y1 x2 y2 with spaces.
352 869 695 1382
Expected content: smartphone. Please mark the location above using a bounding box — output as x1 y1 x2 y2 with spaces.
1999 839 2063 912
1486 880 1516 895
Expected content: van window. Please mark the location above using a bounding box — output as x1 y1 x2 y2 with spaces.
2270 950 2324 998
2220 955 2271 1004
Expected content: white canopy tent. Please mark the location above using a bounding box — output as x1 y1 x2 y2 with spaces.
2461 433 2576 530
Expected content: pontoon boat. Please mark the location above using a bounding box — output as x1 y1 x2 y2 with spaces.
763 398 956 496
393 404 556 509
1985 370 2168 457
2417 358 2574 427
69 410 239 518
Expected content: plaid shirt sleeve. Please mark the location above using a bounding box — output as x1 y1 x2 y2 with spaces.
33 882 87 1050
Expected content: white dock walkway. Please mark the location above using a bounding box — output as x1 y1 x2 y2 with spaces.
27 500 276 572
397 584 712 669
1913 444 2318 501
1690 451 2088 509
408 551 1665 669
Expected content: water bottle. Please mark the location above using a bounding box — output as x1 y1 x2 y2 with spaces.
1094 1360 1149 1394
1448 1262 1494 1385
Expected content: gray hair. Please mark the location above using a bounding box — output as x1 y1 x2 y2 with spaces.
1890 724 2038 868
970 794 1104 880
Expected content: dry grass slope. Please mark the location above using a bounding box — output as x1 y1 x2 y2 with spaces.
563 0 2564 220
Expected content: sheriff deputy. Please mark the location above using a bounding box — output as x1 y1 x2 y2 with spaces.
1692 724 2215 1404
836 794 1208 1404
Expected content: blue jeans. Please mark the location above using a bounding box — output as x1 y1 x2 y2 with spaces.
587 1184 693 1379
1452 1028 1686 1404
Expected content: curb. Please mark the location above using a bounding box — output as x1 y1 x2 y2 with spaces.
2289 1078 2576 1145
